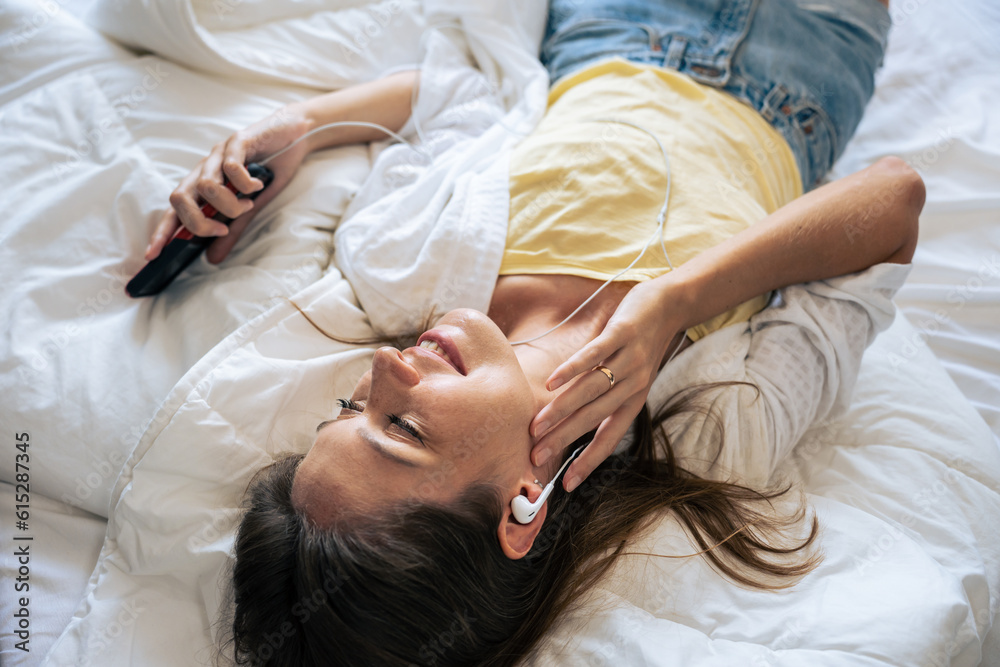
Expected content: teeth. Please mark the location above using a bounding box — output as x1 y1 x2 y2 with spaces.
419 340 454 366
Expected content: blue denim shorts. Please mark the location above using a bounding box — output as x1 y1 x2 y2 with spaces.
541 0 891 190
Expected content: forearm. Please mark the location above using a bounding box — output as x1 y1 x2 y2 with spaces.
665 156 924 332
290 70 420 152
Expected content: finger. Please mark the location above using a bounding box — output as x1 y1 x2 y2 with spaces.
197 148 253 220
221 140 263 195
170 187 230 238
546 334 621 391
532 365 617 440
146 209 181 260
532 382 636 466
204 171 283 264
563 405 639 492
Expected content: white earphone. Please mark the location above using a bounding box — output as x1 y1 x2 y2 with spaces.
510 444 586 524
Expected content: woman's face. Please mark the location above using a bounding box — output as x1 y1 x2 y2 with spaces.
292 308 550 527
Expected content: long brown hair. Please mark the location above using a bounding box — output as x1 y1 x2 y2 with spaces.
227 382 819 666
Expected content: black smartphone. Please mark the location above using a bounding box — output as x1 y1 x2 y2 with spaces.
126 163 275 298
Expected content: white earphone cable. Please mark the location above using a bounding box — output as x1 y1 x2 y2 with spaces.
508 117 676 346
258 120 431 167
262 20 516 169
551 443 586 486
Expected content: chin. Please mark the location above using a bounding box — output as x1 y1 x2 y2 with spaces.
435 309 506 343
432 308 521 374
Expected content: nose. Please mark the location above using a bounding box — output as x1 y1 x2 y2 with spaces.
371 346 420 388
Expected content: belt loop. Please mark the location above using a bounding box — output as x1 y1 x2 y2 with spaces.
760 84 789 122
664 36 687 69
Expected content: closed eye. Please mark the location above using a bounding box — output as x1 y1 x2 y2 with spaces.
337 398 365 414
315 398 364 432
328 398 425 445
388 414 424 444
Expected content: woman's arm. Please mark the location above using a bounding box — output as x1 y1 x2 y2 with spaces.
531 157 924 490
654 261 910 488
658 156 923 334
295 70 419 153
146 70 419 264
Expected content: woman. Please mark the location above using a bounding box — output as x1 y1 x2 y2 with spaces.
149 0 921 664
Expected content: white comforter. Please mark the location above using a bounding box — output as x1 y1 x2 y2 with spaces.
0 0 998 665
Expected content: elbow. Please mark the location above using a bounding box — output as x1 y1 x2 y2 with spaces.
873 156 924 264
876 155 926 215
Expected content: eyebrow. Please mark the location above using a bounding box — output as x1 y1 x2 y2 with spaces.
316 418 418 468
359 428 419 468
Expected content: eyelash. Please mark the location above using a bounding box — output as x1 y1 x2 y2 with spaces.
337 398 364 412
336 398 424 443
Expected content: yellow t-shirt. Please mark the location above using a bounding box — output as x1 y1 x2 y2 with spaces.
502 59 803 340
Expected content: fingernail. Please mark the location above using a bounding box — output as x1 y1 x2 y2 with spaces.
535 448 551 466
215 225 229 236
534 421 550 438
548 378 564 391
565 475 580 493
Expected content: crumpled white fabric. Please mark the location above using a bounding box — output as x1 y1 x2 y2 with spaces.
89 0 551 338
332 15 549 336
87 0 428 88
0 0 371 519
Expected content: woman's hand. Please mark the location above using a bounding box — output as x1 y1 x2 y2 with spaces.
530 277 686 491
528 158 923 493
146 71 420 264
146 104 312 264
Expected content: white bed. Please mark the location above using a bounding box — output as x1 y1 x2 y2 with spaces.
0 0 998 665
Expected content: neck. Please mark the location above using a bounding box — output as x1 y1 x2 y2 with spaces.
490 275 633 339
494 276 629 374
488 275 633 480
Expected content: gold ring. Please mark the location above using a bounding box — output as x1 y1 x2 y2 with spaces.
593 365 615 389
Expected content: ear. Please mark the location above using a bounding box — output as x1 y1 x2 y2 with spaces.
497 480 548 560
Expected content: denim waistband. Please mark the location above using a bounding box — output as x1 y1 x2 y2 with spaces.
542 0 891 189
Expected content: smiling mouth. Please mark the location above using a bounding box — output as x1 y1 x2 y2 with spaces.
416 328 467 375
419 339 457 370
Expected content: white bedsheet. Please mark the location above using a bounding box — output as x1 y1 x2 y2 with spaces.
826 0 1000 440
0 481 106 662
0 0 375 519
0 0 998 664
